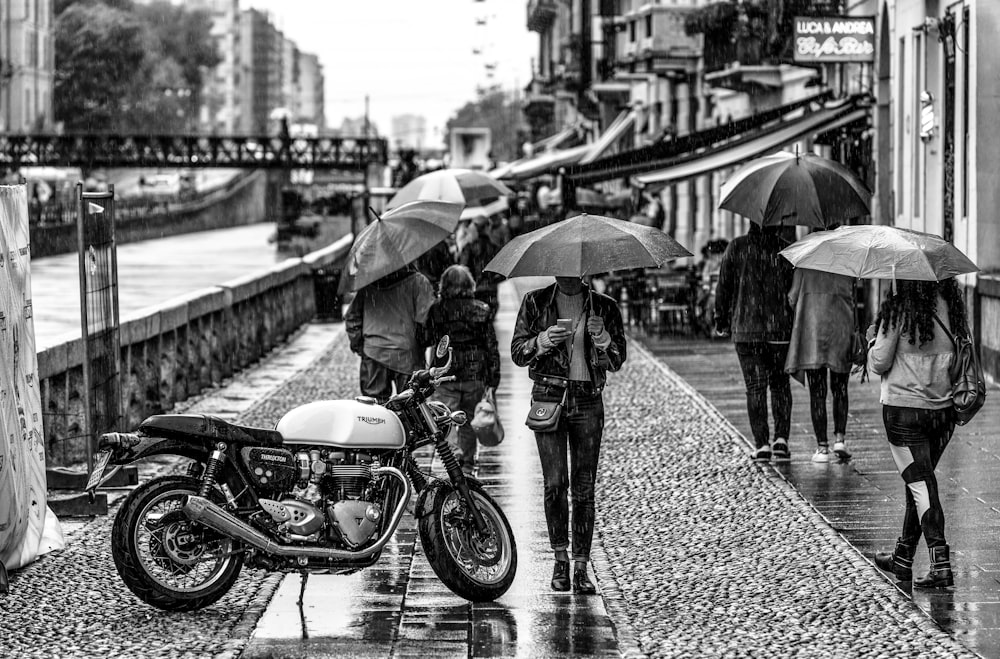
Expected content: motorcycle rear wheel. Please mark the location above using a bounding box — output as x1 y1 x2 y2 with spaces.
112 475 244 611
419 480 517 602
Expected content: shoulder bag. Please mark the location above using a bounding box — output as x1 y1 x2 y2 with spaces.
932 313 987 425
525 312 583 432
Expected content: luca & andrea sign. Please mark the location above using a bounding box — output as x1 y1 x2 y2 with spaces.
793 16 875 63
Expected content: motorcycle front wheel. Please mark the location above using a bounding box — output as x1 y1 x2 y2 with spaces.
419 480 517 602
111 475 243 611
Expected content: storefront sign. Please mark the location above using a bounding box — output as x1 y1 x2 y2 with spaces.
793 16 876 63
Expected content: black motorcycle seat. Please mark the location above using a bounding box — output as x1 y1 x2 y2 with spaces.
139 414 283 446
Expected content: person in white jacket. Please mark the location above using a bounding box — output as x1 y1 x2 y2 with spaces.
867 277 966 588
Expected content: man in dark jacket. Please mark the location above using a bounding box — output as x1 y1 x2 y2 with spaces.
714 224 795 463
511 276 626 595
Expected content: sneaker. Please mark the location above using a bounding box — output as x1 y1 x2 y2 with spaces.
812 446 831 463
833 438 851 460
771 439 790 463
753 445 771 463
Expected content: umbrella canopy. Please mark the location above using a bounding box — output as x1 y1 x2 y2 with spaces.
338 200 463 293
484 213 692 278
719 151 871 228
387 168 513 219
779 225 978 281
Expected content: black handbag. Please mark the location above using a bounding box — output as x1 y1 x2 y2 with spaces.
933 313 987 425
850 283 870 382
526 386 567 432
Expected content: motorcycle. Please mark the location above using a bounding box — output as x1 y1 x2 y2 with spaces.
86 336 517 611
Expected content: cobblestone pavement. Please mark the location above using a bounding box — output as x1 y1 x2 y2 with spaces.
0 281 983 658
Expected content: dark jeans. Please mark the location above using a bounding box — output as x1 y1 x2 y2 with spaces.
532 382 604 562
735 342 792 448
883 405 955 548
359 355 410 403
433 379 485 469
806 368 849 445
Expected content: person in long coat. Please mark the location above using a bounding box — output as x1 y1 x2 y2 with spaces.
785 268 855 462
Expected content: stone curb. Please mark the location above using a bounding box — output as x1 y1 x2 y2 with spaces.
629 338 973 655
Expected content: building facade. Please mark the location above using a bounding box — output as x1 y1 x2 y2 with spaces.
191 0 242 134
391 114 428 151
0 0 55 132
878 0 1000 379
239 8 284 134
297 51 325 130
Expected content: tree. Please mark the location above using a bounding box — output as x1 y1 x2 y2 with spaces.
54 0 220 133
54 3 151 131
134 2 221 97
445 90 524 162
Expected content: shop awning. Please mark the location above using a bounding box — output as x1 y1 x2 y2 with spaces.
489 124 586 180
563 91 838 185
578 108 637 165
632 105 868 190
494 143 592 181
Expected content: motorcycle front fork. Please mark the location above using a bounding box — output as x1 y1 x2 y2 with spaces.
434 432 488 534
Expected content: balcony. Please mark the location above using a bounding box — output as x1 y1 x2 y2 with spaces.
527 0 559 33
617 5 701 69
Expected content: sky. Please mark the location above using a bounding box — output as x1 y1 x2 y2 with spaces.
243 0 537 147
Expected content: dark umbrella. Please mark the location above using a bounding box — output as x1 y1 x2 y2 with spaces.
484 212 691 278
719 151 871 228
338 200 464 293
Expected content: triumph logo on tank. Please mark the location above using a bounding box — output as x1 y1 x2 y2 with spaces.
793 16 875 63
358 415 385 425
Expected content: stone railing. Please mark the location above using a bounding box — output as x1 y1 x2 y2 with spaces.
38 234 352 467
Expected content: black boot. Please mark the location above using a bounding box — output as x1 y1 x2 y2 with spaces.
573 566 597 595
914 545 954 588
874 538 916 581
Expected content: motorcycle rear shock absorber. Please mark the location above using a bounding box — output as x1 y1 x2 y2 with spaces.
198 443 227 497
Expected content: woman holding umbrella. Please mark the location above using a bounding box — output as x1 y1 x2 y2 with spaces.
491 213 689 594
868 278 966 588
779 224 981 588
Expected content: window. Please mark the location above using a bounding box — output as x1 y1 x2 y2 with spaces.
962 5 970 218
897 36 905 219
913 33 923 219
645 15 652 38
629 21 636 42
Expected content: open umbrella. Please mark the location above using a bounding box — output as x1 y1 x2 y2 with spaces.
387 168 513 219
779 225 978 281
484 213 691 279
338 200 463 293
719 151 871 228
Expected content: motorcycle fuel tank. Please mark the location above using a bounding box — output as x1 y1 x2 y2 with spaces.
275 399 406 449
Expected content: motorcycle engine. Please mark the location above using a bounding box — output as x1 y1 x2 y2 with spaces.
256 448 383 548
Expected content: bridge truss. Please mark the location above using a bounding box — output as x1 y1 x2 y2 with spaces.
0 133 389 169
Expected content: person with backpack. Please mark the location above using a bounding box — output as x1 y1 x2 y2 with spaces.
869 277 966 588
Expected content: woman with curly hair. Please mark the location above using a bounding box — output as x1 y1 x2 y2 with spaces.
868 277 967 588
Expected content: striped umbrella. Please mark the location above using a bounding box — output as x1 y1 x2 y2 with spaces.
387 169 512 219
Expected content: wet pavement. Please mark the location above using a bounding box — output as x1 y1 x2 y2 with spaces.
242 278 623 659
643 332 1000 657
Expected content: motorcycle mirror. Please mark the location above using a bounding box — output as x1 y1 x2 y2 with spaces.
435 335 450 360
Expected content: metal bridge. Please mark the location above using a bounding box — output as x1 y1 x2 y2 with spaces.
0 133 389 169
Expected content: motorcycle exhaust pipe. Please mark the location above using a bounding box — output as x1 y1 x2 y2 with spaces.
183 466 411 561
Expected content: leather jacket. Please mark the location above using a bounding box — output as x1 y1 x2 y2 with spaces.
511 283 626 391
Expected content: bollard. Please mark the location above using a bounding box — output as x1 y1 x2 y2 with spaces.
313 268 343 322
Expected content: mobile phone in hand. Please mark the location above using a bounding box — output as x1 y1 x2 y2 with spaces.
556 318 573 332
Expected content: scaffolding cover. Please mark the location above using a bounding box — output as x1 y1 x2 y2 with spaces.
0 185 64 570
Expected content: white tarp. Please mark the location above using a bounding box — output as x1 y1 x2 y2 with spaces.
0 184 64 570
